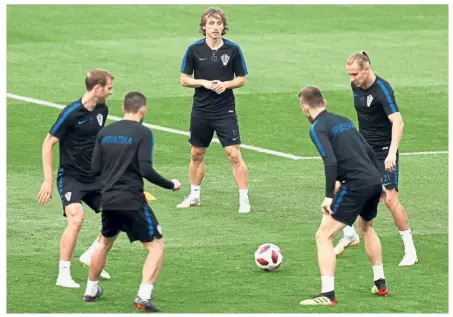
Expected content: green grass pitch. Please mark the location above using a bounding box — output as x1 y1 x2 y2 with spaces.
6 4 448 313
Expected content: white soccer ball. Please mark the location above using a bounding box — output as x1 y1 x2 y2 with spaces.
254 243 283 272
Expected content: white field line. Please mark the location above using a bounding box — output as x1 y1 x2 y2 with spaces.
7 93 448 160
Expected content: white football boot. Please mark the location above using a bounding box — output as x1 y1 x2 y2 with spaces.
79 254 111 279
398 252 418 266
176 196 201 208
238 198 251 213
334 232 360 256
56 276 80 288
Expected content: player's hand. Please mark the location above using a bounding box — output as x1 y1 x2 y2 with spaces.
212 80 226 94
201 80 214 90
334 181 341 195
384 152 397 172
37 180 53 205
171 179 181 191
321 197 333 215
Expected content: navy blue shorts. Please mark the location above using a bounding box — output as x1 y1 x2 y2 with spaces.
101 203 163 243
377 151 399 191
189 116 241 148
56 168 102 216
331 183 383 226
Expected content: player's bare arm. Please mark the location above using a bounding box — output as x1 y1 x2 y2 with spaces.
386 112 404 172
37 134 59 205
180 73 213 90
212 76 246 94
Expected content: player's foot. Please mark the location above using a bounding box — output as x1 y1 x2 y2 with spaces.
398 253 418 266
176 196 200 208
238 199 251 213
134 296 160 312
79 255 111 279
334 233 360 256
300 293 337 306
84 285 104 302
56 276 80 288
371 278 389 296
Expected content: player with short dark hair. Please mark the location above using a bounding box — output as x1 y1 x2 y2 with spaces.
178 7 251 213
37 69 114 288
334 51 418 267
83 91 181 313
298 86 388 306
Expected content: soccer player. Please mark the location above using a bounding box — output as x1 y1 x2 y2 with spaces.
83 92 181 312
178 7 250 213
298 86 388 305
37 69 114 288
334 51 418 266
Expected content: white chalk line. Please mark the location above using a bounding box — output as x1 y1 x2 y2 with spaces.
7 93 448 160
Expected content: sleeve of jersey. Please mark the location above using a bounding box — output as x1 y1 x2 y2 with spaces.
180 46 195 75
91 133 102 176
138 130 174 190
233 46 248 76
310 125 337 198
49 104 79 139
376 80 399 116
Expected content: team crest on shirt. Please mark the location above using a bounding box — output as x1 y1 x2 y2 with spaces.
96 114 104 126
366 95 374 107
65 192 72 201
221 54 230 66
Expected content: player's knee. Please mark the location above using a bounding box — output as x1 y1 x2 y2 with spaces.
144 238 165 254
358 222 370 235
68 216 84 231
315 228 329 244
153 238 165 252
191 147 205 162
99 236 115 251
158 239 166 253
358 217 373 234
226 146 242 165
384 190 399 210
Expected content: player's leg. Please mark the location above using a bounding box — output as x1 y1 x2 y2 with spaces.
79 233 103 267
79 190 111 279
334 181 360 255
83 210 120 302
55 173 85 287
357 217 388 296
150 252 164 284
133 238 165 312
301 185 361 305
84 236 117 302
189 145 206 198
357 217 382 265
87 235 114 280
214 117 250 213
357 184 388 296
142 239 165 295
177 116 213 208
128 204 164 312
384 189 418 265
381 154 417 265
57 202 84 288
224 145 250 213
300 214 345 305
